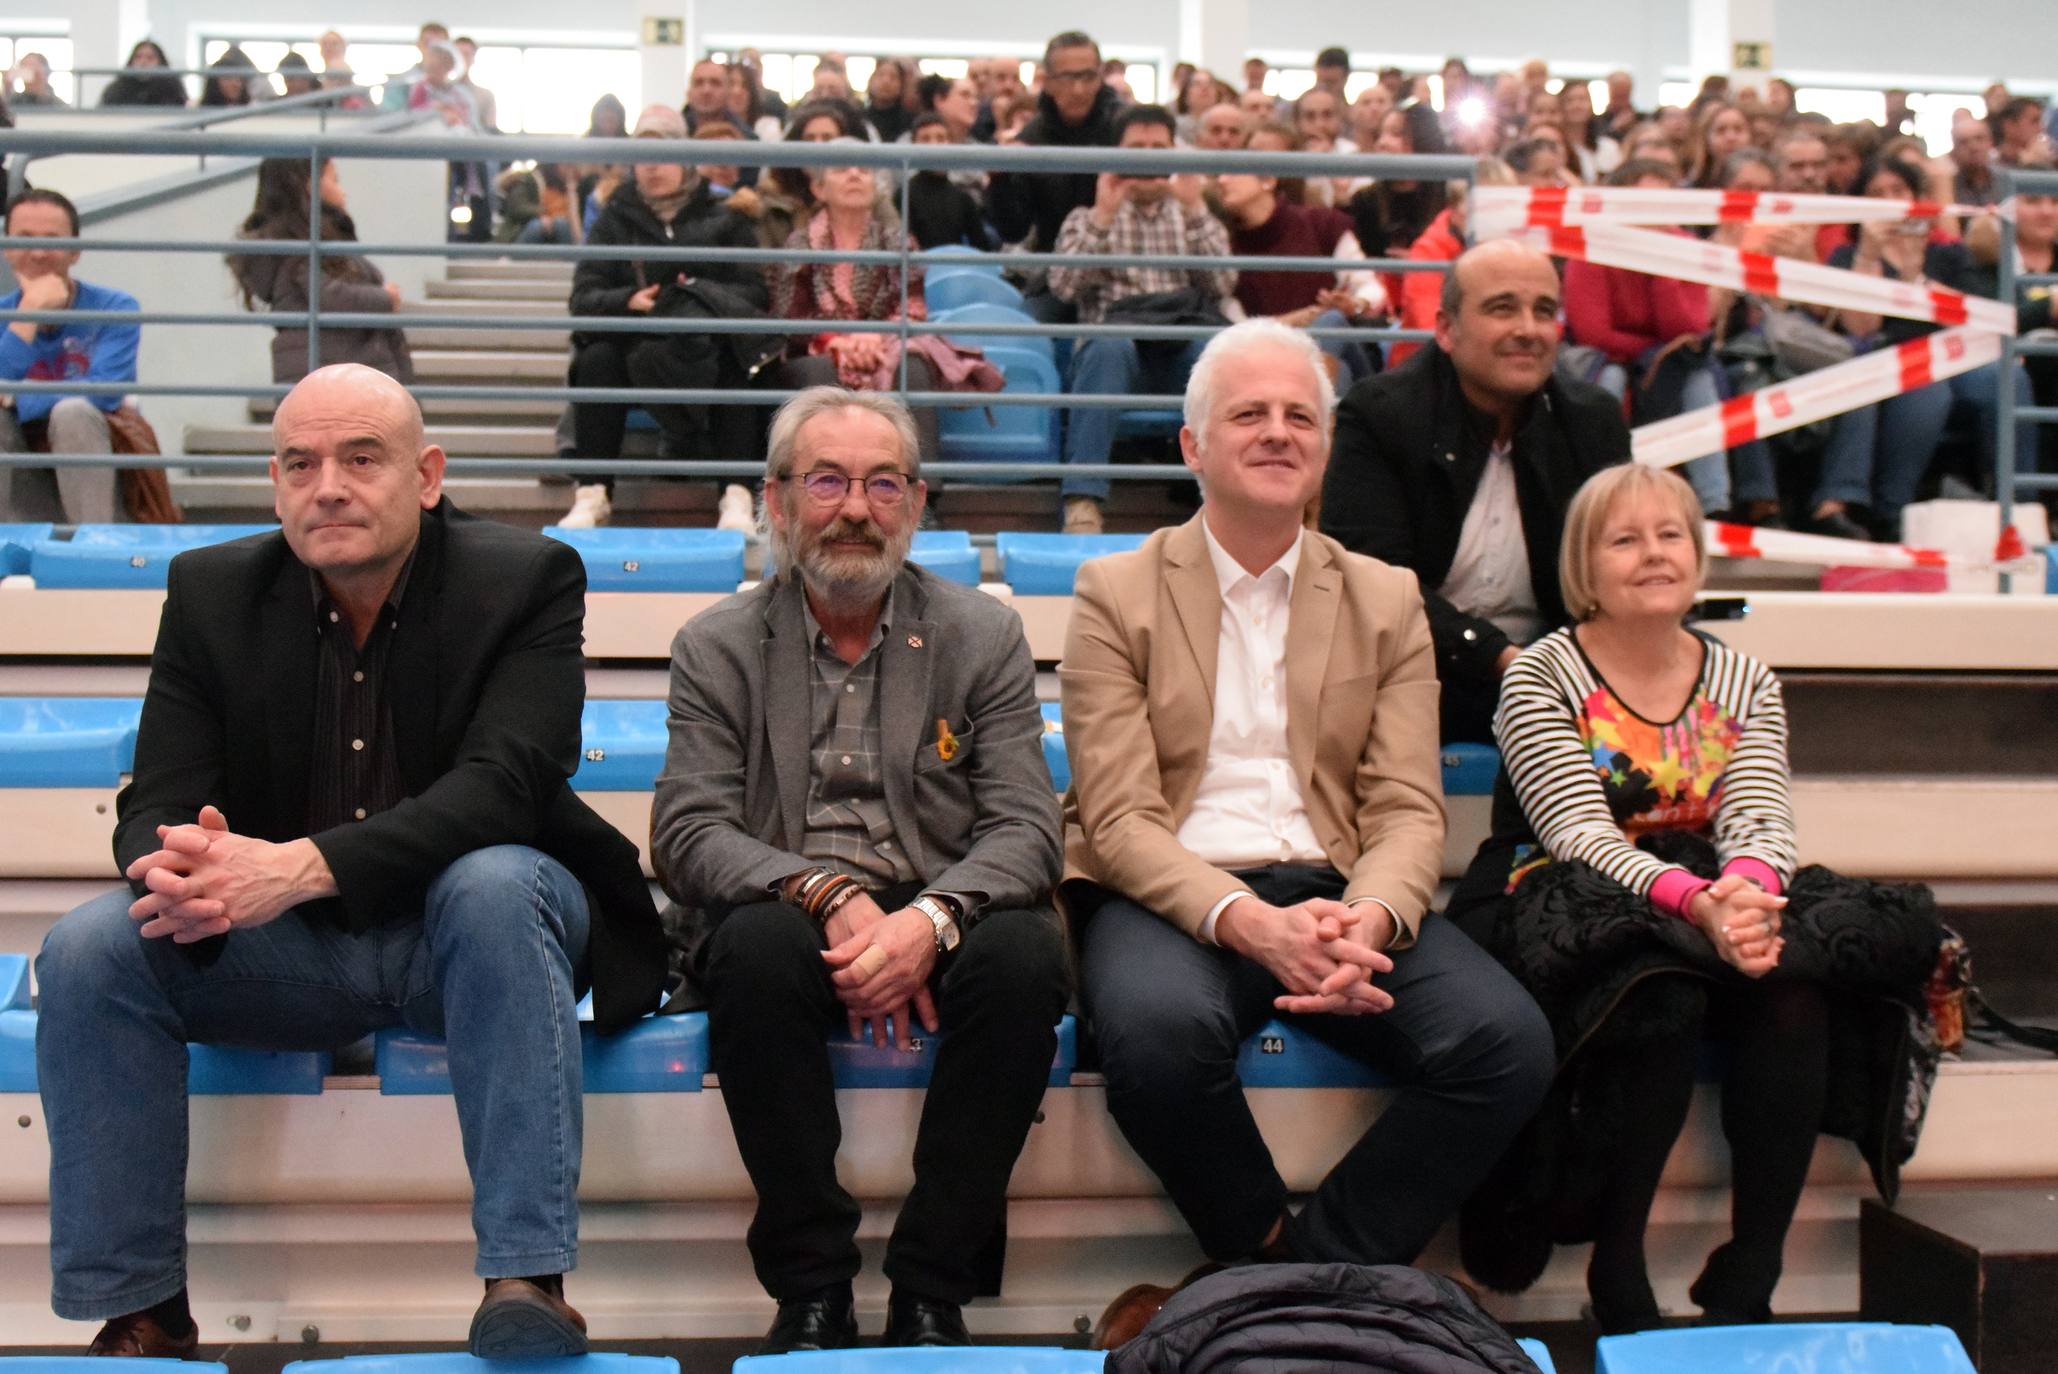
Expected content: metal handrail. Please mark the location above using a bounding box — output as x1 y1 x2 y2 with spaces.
149 86 379 131
1994 167 2058 567
0 125 1476 489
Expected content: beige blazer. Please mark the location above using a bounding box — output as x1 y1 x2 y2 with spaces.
1060 514 1446 943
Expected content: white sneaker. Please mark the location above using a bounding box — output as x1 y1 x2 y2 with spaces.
716 483 757 533
560 483 611 528
1062 496 1106 535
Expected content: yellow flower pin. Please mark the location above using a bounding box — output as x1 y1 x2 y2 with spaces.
935 718 960 763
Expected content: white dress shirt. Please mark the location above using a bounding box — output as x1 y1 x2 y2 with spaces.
1179 520 1399 945
1437 439 1545 645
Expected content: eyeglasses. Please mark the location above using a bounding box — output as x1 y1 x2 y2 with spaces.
789 469 914 506
1047 68 1101 86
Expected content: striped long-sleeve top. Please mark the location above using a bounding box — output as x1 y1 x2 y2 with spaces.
1489 626 1799 918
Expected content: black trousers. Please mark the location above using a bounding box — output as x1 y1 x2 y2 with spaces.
1439 662 1501 747
1079 864 1555 1265
701 894 1069 1303
569 336 765 491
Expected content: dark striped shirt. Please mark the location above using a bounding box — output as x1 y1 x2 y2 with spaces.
1491 626 1798 898
305 569 409 837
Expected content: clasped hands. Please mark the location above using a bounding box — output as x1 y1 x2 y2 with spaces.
1688 874 1787 977
1216 895 1396 1017
817 890 939 1051
124 805 330 942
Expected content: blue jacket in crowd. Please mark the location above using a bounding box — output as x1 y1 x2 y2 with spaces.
0 280 141 423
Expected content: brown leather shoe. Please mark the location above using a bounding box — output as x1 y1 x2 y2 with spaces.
468 1278 589 1358
1090 1263 1223 1350
87 1311 200 1357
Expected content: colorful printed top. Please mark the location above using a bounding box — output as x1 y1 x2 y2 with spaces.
1489 626 1798 918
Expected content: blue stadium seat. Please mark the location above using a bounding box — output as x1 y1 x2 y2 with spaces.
7 1360 230 1374
927 273 1025 314
1039 702 1067 792
909 529 981 586
1594 1322 1976 1374
283 1355 678 1374
29 524 276 589
1236 1017 1391 1088
1440 743 1500 796
922 244 1005 277
938 351 1061 470
574 700 667 791
0 697 143 787
761 530 983 586
543 526 748 592
825 1014 1077 1089
375 1013 710 1095
0 1002 330 1095
0 521 53 575
0 954 25 1011
934 303 1051 361
995 533 1147 595
2045 543 2057 594
735 1353 1102 1372
1517 1339 1557 1373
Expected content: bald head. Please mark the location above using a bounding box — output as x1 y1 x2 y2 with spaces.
1440 238 1555 318
274 363 425 456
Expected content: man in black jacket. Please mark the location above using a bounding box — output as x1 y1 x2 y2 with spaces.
33 364 667 1358
986 31 1125 319
1320 240 1630 744
564 103 771 529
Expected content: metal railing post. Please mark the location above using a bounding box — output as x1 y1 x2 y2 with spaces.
1997 171 2019 593
307 143 324 376
897 153 913 404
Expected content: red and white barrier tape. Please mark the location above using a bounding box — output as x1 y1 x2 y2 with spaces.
1633 326 2001 468
1500 220 2018 334
1703 519 2040 574
1472 185 1992 238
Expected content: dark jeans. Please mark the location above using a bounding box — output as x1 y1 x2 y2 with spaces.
1439 663 1501 747
569 335 765 492
700 895 1069 1304
1079 864 1554 1265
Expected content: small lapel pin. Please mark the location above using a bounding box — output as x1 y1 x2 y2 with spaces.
907 634 924 649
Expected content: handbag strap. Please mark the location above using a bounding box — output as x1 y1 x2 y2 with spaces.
1969 988 2058 1055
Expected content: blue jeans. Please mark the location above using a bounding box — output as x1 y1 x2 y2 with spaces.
1816 381 1954 526
1596 354 1731 512
1062 336 1209 502
35 845 591 1321
1947 360 2041 483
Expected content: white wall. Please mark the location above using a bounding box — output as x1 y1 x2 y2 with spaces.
0 0 2047 95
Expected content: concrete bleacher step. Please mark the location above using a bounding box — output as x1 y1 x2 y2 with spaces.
424 278 576 302
446 260 576 283
410 349 574 382
407 325 571 351
401 297 566 319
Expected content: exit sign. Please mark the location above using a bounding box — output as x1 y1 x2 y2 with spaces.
642 17 685 45
1733 40 1772 71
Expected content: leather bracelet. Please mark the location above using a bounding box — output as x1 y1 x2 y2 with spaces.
816 881 862 924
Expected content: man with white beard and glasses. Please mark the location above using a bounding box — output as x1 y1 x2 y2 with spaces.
650 388 1067 1354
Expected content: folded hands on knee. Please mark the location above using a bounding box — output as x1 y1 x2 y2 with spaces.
820 890 941 1051
124 804 335 942
1215 895 1396 1016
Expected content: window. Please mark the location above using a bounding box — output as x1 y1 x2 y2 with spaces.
201 36 637 132
2 35 76 106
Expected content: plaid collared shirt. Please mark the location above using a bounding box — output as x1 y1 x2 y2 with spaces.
1049 195 1235 324
799 591 919 888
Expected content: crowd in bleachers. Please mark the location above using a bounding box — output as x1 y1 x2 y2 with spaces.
3 25 2054 543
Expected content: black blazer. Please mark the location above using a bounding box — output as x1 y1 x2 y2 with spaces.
1319 344 1631 689
114 499 667 1032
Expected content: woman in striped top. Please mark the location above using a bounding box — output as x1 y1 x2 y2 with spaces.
1448 464 1943 1335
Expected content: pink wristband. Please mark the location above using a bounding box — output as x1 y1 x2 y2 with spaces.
1721 857 1784 897
1649 868 1714 922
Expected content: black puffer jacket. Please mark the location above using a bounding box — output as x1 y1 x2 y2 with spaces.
1107 1263 1546 1374
987 84 1124 251
569 180 767 346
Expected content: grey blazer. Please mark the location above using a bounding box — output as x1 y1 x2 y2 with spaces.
651 563 1062 937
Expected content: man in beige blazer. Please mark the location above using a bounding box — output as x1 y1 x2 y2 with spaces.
1061 319 1554 1343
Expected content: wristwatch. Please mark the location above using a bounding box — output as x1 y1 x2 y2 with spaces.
911 894 963 953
